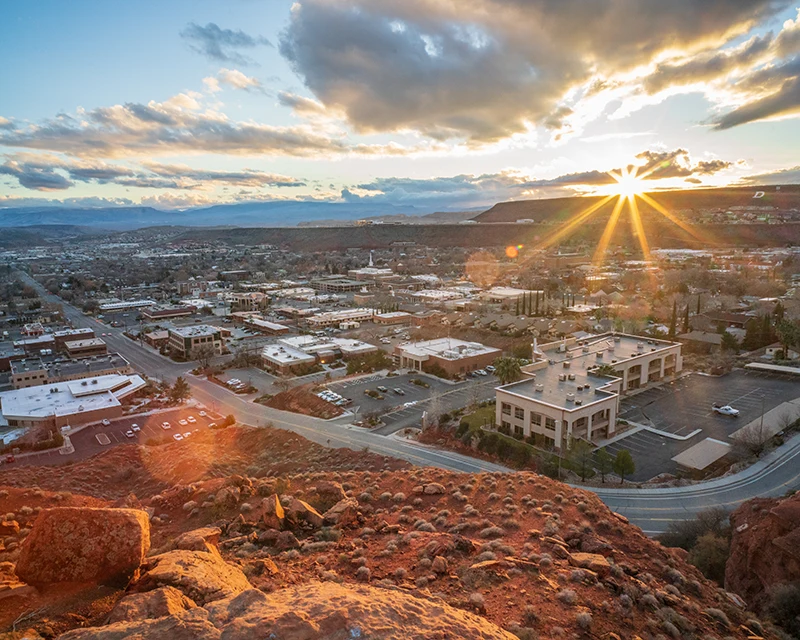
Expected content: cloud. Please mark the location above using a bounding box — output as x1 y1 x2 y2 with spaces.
739 165 800 184
203 68 265 94
278 91 328 117
0 156 74 191
180 22 271 66
279 0 783 141
344 147 740 208
0 93 413 158
712 73 800 129
0 195 135 208
0 153 306 192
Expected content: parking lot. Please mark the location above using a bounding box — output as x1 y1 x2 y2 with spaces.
2 407 223 467
217 367 276 395
328 373 454 416
607 369 800 481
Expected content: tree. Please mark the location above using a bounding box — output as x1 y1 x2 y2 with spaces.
720 331 739 353
192 343 216 368
515 297 520 316
696 294 702 315
688 533 729 584
682 304 690 334
170 376 191 403
493 357 522 384
612 449 635 483
595 447 613 483
668 299 677 338
569 439 595 482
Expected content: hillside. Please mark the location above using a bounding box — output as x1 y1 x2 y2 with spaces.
476 184 800 224
174 218 800 251
0 425 788 639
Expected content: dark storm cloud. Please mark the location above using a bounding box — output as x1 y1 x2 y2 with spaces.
279 0 785 141
181 22 271 66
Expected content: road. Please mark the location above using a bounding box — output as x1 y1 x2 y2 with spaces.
16 272 800 533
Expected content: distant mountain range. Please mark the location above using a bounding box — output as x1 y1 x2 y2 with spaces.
0 201 439 230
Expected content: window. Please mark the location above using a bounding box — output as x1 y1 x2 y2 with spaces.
514 407 524 420
514 425 524 438
501 420 511 430
501 403 511 415
530 412 542 426
544 417 556 431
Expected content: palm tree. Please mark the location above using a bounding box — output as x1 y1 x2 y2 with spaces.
493 357 522 385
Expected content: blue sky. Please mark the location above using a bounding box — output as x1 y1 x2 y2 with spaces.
2 0 800 211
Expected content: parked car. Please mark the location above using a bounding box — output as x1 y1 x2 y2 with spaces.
377 385 388 392
101 419 110 426
179 419 188 426
161 421 171 430
474 369 488 376
5 455 15 463
199 411 207 417
186 416 197 424
183 432 192 438
125 430 135 438
131 423 140 432
485 365 496 373
392 388 405 395
173 433 184 441
712 404 740 417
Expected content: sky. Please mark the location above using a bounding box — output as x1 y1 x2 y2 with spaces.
1 0 800 212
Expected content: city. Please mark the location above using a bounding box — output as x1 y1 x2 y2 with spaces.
1 2 799 638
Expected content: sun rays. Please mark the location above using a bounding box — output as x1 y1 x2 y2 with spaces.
534 164 708 265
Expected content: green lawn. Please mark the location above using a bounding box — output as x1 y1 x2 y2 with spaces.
459 405 496 432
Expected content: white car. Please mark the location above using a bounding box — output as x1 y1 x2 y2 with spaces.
183 432 192 438
125 430 135 438
403 401 418 408
485 365 496 373
179 419 188 426
173 433 183 441
199 411 207 417
187 416 197 424
101 419 111 426
161 421 171 430
131 423 140 432
712 404 740 417
474 369 488 376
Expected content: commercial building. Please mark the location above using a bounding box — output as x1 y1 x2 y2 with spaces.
98 299 156 312
0 373 146 429
11 353 133 390
306 308 375 329
261 335 377 375
374 311 412 325
393 338 500 377
482 287 543 303
244 317 290 335
140 305 195 321
226 292 268 311
64 338 108 358
310 277 372 293
53 328 95 351
168 325 225 359
494 333 682 450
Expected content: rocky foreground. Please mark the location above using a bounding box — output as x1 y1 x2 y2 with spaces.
0 427 788 639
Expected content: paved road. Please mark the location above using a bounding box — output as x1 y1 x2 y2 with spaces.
16 272 800 533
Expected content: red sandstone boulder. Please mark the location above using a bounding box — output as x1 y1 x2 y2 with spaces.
15 507 150 587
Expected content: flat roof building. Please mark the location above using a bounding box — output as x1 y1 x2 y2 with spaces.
307 308 375 329
141 305 195 321
0 373 146 429
394 338 500 378
11 353 133 390
495 333 682 450
168 325 225 359
64 338 108 358
261 335 378 375
374 311 412 325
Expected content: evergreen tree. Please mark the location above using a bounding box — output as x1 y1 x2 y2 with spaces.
535 291 540 316
721 331 739 353
668 300 677 338
595 448 613 483
613 449 636 484
682 304 690 334
515 297 520 316
774 301 785 322
170 376 191 403
696 294 702 315
761 314 773 347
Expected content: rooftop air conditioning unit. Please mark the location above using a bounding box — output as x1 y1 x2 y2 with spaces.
568 373 576 380
596 352 603 359
637 342 644 351
614 336 621 342
91 379 98 384
575 399 583 406
81 380 88 386
563 361 570 368
558 373 566 381
582 346 589 353
535 384 544 392
566 393 575 402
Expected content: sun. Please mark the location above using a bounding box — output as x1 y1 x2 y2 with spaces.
608 166 645 199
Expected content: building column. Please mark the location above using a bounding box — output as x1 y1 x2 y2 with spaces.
660 356 666 379
554 420 563 451
587 413 593 442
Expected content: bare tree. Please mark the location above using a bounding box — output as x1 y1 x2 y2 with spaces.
192 343 216 368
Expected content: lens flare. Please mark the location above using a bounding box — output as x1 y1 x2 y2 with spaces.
506 245 519 258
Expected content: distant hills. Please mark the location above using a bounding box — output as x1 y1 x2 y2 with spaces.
0 201 428 231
